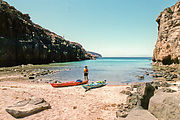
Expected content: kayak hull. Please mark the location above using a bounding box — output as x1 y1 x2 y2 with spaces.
82 82 107 90
50 80 88 87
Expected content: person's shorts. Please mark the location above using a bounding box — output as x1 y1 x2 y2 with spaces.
84 73 88 76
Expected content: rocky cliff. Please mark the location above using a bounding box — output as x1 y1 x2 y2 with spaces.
87 51 102 58
0 0 92 67
152 1 180 66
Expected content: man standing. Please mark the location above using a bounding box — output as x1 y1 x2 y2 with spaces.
84 66 88 80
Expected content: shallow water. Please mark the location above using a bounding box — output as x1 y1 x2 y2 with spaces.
45 57 153 85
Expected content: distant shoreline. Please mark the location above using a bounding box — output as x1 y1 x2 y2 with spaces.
99 57 152 59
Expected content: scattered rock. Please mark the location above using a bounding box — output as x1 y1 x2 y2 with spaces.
160 82 171 87
126 87 132 91
145 71 149 75
153 73 163 78
29 76 35 79
166 77 174 81
136 75 144 80
6 98 51 118
156 88 177 93
2 88 8 90
116 111 128 118
120 90 132 96
126 93 140 107
73 106 77 109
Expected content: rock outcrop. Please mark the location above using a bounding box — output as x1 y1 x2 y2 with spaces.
6 98 50 118
152 1 180 65
149 90 180 120
87 51 102 58
0 0 92 67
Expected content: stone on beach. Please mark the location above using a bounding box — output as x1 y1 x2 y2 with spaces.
6 98 51 118
117 107 157 120
149 90 180 120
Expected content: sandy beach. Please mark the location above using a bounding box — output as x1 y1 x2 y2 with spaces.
0 78 128 120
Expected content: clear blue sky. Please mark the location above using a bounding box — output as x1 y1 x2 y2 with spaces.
5 0 178 57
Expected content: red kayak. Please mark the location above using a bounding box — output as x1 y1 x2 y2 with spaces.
50 80 88 87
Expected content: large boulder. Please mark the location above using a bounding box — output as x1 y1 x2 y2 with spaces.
117 107 157 120
148 91 180 120
152 1 180 65
130 82 155 109
6 98 51 118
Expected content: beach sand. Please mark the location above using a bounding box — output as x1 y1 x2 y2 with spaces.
0 78 128 120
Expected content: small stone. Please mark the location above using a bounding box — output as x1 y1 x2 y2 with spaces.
2 88 8 90
29 76 35 79
73 106 77 109
160 82 171 87
120 90 132 96
166 77 174 81
126 87 132 91
172 74 178 78
116 111 128 118
137 75 144 80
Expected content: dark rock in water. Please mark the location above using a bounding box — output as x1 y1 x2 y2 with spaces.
152 73 163 78
149 91 180 120
0 0 92 67
6 98 51 118
137 75 144 80
144 71 149 75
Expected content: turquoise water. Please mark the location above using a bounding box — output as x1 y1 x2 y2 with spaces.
47 57 153 85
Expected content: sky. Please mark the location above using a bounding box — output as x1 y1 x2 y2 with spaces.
5 0 179 57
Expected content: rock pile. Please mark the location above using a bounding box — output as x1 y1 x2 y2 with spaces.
116 80 179 120
152 66 180 81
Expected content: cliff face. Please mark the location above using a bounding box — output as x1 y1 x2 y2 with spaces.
0 0 92 67
87 51 102 58
152 1 180 65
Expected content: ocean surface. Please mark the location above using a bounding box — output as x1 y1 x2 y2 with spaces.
45 57 153 85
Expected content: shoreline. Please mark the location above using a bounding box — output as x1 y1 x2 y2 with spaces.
0 64 179 120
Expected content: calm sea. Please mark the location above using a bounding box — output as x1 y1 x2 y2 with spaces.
45 57 153 85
